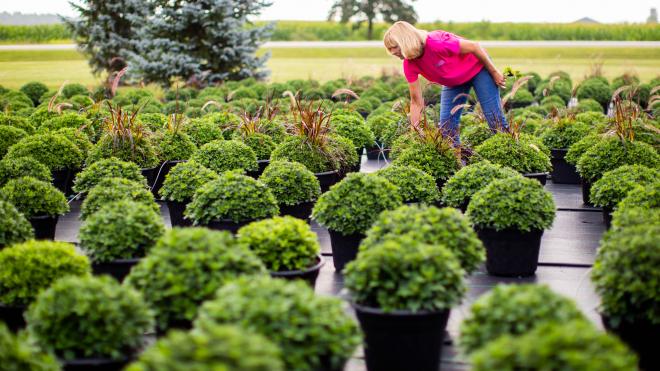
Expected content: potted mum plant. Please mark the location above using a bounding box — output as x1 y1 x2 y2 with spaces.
312 173 402 271
395 132 461 191
331 135 360 178
190 140 258 174
0 240 90 331
344 236 465 371
260 160 321 222
0 156 51 187
151 113 197 196
0 177 68 240
565 133 602 203
25 275 154 370
0 125 27 158
0 322 62 369
185 119 223 146
237 216 324 287
125 228 266 334
375 165 441 205
332 113 375 170
228 111 281 177
79 199 165 282
79 177 159 221
194 275 361 371
72 157 147 198
540 119 595 184
185 171 279 234
467 176 556 276
0 201 33 249
442 162 520 212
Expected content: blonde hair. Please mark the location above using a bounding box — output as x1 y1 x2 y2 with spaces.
383 21 428 59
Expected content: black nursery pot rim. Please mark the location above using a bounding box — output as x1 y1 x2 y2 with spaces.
30 214 58 220
210 218 253 223
0 302 28 309
522 171 550 177
270 254 325 277
549 148 568 151
477 225 544 233
314 170 339 176
59 356 132 366
139 165 159 171
94 257 142 264
351 302 450 316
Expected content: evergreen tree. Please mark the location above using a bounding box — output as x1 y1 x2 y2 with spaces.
127 0 275 88
328 0 418 40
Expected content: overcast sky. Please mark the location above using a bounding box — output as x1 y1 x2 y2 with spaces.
2 0 659 23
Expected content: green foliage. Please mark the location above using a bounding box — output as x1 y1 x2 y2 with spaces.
137 113 168 132
19 82 49 105
396 142 460 180
442 162 520 208
577 136 660 183
54 127 93 157
312 173 401 235
260 160 321 206
577 98 605 113
26 275 154 360
0 177 68 219
125 228 265 330
0 200 33 249
271 137 339 173
39 113 90 138
61 83 88 98
237 216 320 271
27 107 58 128
610 207 660 233
472 133 552 174
0 156 50 188
87 135 160 169
156 132 197 161
576 78 613 107
366 112 400 140
80 177 158 220
5 133 83 170
186 120 224 146
462 121 495 147
195 275 361 371
618 181 660 210
0 115 36 135
190 140 258 173
0 322 61 371
540 121 594 149
332 114 375 149
0 240 90 306
509 89 534 103
234 132 276 161
330 134 359 168
459 284 586 354
565 133 601 165
534 79 572 103
186 171 279 225
468 176 556 231
0 125 27 158
73 157 146 196
159 161 219 202
375 165 440 203
590 165 660 208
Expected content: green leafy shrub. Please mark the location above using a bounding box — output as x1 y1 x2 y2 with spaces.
159 161 218 202
1 91 33 110
72 158 146 196
156 132 196 161
237 216 321 271
330 134 359 169
87 135 160 169
137 113 168 131
0 240 90 306
26 275 153 360
0 177 68 219
468 176 556 231
540 94 565 107
332 114 375 149
618 181 660 210
271 137 339 173
610 207 660 233
576 78 613 107
0 115 36 135
375 164 440 203
0 156 50 187
472 133 551 174
80 177 158 220
186 120 224 146
565 133 601 165
459 284 586 354
509 89 534 103
577 136 660 183
5 133 83 170
312 173 401 235
195 275 361 371
592 225 660 327
590 165 660 208
54 127 93 156
260 160 321 206
190 140 258 173
19 82 49 105
234 132 276 161
125 228 265 330
367 113 399 139
79 200 165 263
125 323 283 371
577 98 605 113
186 171 279 225
471 319 638 371
0 322 60 371
539 121 594 149
39 113 90 137
0 125 27 158
0 201 33 248
462 121 495 147
442 162 520 208
61 83 89 98
576 111 606 124
396 142 460 180
345 235 465 312
534 79 571 103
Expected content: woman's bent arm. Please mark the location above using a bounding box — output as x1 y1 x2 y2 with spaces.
458 39 506 89
408 79 424 129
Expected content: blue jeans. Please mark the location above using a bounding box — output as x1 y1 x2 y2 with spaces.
438 66 507 145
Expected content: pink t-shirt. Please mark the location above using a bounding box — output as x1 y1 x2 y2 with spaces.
403 30 485 87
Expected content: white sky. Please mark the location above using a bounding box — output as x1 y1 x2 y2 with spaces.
1 0 659 23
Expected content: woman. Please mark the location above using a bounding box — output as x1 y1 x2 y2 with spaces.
384 21 507 144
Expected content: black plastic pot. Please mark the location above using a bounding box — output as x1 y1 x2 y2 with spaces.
314 171 338 193
51 168 71 194
269 254 325 288
152 160 186 198
358 111 369 119
140 166 158 189
328 230 365 271
61 357 131 371
348 161 361 173
476 226 544 277
581 177 593 205
459 202 469 214
366 140 390 160
522 172 549 186
435 178 447 193
92 258 141 283
279 201 315 223
65 169 81 197
156 319 193 337
207 219 253 235
601 313 660 371
550 148 581 184
166 199 192 227
0 303 27 332
603 206 613 230
29 214 59 240
247 160 270 179
504 101 532 111
353 303 450 371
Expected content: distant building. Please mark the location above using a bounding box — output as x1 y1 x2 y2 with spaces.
573 17 600 24
648 8 658 24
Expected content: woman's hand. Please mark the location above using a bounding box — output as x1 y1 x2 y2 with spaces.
491 69 506 89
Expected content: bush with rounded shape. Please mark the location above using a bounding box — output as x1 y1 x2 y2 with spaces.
73 157 146 196
156 132 196 161
137 113 168 131
312 173 401 235
590 165 660 208
471 319 638 371
5 133 83 170
80 177 158 220
462 122 495 147
0 125 27 158
577 136 660 183
375 165 440 203
472 133 552 174
260 160 321 206
124 324 283 371
576 79 613 107
234 132 276 160
230 87 258 100
60 83 88 98
271 137 339 173
186 120 223 146
19 82 49 105
442 162 520 208
509 89 534 104
332 114 375 149
54 127 93 155
565 133 601 165
26 275 153 360
125 228 265 330
0 177 68 219
396 142 460 180
1 91 33 109
0 322 61 371
610 207 660 234
0 201 33 249
539 121 594 149
87 135 160 169
0 240 90 306
194 275 361 371
540 95 564 106
576 111 606 125
237 216 321 271
0 115 36 135
459 284 586 354
330 134 359 168
79 200 165 263
159 161 218 202
534 79 571 103
617 180 660 211
366 113 398 139
191 140 258 173
27 107 58 128
39 113 89 135
345 236 465 312
0 156 50 187
186 171 279 225
468 176 556 232
165 88 197 102
577 98 605 113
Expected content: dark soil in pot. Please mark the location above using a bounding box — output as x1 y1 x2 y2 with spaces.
247 160 270 180
61 356 132 371
92 258 141 283
0 303 27 332
581 177 594 205
65 169 81 197
366 140 390 160
314 170 338 193
476 226 544 277
522 172 549 186
603 206 613 230
140 166 158 189
29 214 59 240
152 160 186 199
207 219 253 235
269 254 325 288
353 303 450 371
279 201 315 223
601 313 660 371
51 168 71 194
328 230 365 271
550 148 581 184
